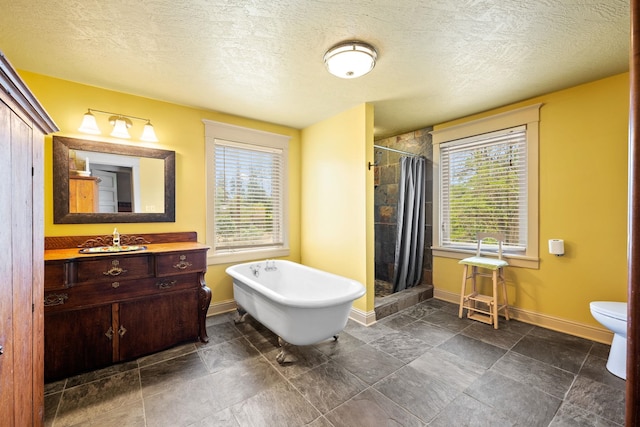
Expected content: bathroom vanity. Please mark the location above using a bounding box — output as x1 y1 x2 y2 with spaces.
43 232 211 381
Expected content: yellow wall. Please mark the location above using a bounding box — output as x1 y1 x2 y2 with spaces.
300 104 375 313
20 71 302 305
433 73 629 331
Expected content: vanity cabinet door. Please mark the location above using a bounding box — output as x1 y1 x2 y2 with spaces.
117 290 199 361
44 305 113 382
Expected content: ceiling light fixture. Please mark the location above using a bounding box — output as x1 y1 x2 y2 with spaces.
324 41 377 79
78 109 159 142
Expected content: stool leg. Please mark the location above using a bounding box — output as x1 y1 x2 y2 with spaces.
492 270 499 329
459 265 468 318
500 268 510 321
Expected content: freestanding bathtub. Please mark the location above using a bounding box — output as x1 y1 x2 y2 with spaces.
226 260 365 363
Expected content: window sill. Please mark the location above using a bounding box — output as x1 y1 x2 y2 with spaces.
432 246 540 269
207 247 290 266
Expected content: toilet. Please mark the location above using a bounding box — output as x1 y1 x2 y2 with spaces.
590 301 627 379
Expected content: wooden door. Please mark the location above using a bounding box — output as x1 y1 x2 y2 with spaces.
44 305 114 382
118 291 199 361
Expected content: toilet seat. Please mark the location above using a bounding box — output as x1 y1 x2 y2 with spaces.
590 301 627 321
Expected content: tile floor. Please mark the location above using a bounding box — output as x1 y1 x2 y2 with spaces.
44 299 626 426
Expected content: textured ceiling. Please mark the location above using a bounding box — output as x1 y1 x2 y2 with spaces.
0 0 630 138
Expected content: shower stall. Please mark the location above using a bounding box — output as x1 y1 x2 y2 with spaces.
374 127 434 308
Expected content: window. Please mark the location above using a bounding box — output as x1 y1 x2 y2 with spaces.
440 126 526 251
204 120 290 264
432 104 541 268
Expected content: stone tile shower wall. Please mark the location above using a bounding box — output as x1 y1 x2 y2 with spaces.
374 127 433 297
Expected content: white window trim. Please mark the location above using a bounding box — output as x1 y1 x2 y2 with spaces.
430 103 542 269
204 119 290 265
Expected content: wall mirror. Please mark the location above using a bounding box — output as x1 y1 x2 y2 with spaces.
53 136 175 223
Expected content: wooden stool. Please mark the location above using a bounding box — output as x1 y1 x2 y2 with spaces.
458 232 510 329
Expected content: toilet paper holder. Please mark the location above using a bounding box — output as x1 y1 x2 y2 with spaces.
549 239 564 256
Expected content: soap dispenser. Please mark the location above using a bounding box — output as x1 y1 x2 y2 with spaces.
112 228 120 247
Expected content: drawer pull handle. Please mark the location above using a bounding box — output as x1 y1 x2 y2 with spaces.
111 282 120 289
118 325 127 337
44 293 68 307
157 280 177 290
103 260 127 277
105 327 114 340
173 255 192 270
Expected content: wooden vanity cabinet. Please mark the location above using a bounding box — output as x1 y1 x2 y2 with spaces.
43 232 211 382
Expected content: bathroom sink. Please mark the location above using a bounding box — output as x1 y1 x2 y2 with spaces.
79 245 147 254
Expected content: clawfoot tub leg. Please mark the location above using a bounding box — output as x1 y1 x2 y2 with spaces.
333 335 339 341
276 337 297 364
233 306 249 324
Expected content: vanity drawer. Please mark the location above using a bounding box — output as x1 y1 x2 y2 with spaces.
76 255 153 283
44 273 199 312
156 251 207 277
44 262 68 290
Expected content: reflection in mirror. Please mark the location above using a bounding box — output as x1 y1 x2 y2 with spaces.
71 150 165 213
53 136 175 224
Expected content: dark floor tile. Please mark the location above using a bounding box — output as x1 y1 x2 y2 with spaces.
332 344 404 384
204 320 244 345
369 330 432 363
511 328 591 373
54 370 142 426
231 380 321 425
399 319 455 346
325 388 424 427
199 337 260 374
137 343 197 368
461 321 525 349
429 393 515 427
265 343 329 379
549 402 622 427
408 347 485 390
589 341 613 359
578 353 626 391
438 334 506 369
378 312 418 330
465 371 562 427
289 361 367 413
565 376 625 425
44 392 61 427
375 364 462 423
313 331 366 358
492 351 575 399
143 374 222 427
64 359 139 388
422 309 473 332
192 407 240 426
139 351 209 398
343 319 395 343
401 301 440 319
44 378 65 396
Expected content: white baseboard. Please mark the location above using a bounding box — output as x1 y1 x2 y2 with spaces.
434 288 614 344
349 307 377 326
207 299 238 317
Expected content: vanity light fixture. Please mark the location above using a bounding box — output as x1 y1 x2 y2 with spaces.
78 109 159 142
324 41 378 79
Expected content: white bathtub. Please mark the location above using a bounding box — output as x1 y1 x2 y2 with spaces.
226 260 365 348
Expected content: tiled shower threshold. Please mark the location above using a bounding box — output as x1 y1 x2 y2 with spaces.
374 283 434 320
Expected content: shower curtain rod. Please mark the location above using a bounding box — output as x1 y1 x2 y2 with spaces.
373 144 422 157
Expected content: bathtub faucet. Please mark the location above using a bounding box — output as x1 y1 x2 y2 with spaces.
264 260 277 272
250 264 261 277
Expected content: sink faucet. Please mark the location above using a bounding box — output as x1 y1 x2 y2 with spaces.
112 228 120 247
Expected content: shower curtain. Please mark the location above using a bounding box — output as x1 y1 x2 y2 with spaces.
393 156 426 293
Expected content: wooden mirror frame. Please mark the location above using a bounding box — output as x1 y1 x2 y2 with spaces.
53 136 176 223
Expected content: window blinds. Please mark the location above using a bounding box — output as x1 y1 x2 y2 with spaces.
440 126 527 250
213 139 284 250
